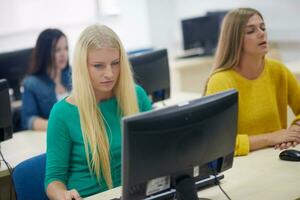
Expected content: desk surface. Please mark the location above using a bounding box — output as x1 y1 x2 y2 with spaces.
85 146 300 200
0 131 46 177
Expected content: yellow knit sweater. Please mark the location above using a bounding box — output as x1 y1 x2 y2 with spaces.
206 58 300 156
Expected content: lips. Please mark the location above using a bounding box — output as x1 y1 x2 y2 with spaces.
100 80 114 85
258 41 267 46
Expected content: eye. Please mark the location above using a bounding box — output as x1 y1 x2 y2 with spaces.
94 64 104 68
112 61 120 66
260 26 266 31
246 28 255 34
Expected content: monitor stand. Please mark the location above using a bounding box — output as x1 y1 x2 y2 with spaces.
175 176 210 200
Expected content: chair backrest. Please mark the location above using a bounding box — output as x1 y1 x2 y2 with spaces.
12 153 48 200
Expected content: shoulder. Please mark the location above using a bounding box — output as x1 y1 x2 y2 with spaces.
265 57 292 77
23 75 40 87
206 70 235 95
265 58 286 70
50 99 72 117
134 84 152 111
135 84 147 96
23 74 52 91
208 70 233 85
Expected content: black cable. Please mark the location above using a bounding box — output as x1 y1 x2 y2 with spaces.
209 166 232 200
0 144 16 200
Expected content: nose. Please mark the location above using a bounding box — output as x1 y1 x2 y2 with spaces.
257 28 265 38
103 65 114 78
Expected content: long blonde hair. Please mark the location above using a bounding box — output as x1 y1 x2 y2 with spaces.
72 24 139 188
203 8 264 94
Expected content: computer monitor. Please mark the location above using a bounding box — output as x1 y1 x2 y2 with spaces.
0 48 33 100
122 89 238 200
0 79 13 142
181 15 221 56
206 10 228 20
129 49 170 103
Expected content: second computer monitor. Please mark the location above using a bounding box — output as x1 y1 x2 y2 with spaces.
129 49 170 103
181 15 221 55
0 48 32 100
0 79 13 142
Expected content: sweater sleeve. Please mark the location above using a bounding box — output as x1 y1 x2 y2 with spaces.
235 135 250 156
285 67 300 124
45 104 71 190
206 73 250 156
21 77 39 130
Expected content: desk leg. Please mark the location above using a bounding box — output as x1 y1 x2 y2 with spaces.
0 175 16 200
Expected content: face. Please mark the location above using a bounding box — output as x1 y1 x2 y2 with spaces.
87 48 120 101
54 36 68 70
242 14 268 56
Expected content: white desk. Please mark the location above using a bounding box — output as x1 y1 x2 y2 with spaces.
85 146 300 200
0 131 46 177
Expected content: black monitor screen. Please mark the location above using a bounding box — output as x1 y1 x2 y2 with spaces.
181 15 221 55
122 89 238 200
129 49 170 103
0 79 13 142
0 48 32 100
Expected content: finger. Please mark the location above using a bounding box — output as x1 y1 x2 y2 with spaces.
285 142 292 149
274 144 280 149
280 143 287 150
64 192 72 200
70 189 82 200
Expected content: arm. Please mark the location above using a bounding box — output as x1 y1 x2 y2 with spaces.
22 78 48 130
47 181 81 200
45 105 81 199
32 117 48 131
235 128 300 156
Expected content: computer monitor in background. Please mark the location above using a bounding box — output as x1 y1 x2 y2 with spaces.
0 79 13 142
0 48 33 100
129 49 170 103
181 15 221 56
122 89 238 200
206 10 228 21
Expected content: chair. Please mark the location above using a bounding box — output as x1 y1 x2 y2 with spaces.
12 153 48 200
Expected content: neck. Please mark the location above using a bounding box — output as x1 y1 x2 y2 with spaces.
235 54 264 80
95 91 113 103
49 68 62 84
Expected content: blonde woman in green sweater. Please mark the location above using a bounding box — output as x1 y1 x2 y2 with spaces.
45 25 152 199
204 8 300 156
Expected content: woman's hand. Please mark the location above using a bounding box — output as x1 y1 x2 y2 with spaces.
274 124 300 150
64 189 82 200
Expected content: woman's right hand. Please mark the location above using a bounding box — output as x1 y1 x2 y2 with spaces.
64 189 82 200
274 125 300 150
47 181 82 200
268 128 300 148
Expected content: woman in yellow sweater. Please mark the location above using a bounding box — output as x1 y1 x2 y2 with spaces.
204 8 300 156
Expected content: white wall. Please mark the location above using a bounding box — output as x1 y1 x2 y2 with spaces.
147 0 300 61
1 0 300 62
0 0 152 58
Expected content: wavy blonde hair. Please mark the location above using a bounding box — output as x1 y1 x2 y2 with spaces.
72 24 139 189
203 8 263 94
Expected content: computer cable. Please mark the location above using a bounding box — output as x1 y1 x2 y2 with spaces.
0 144 16 200
208 163 232 200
